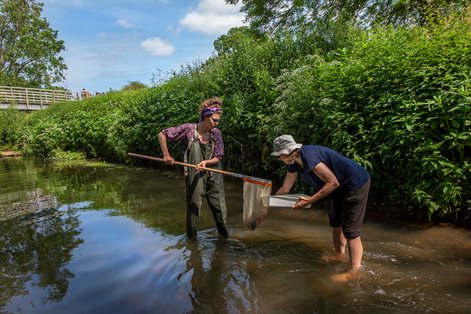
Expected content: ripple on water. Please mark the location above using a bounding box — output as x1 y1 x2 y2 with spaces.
1 159 470 314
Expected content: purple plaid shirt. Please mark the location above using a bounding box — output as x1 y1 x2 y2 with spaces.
163 123 224 160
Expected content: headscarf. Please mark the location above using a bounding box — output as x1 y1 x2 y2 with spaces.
200 106 222 122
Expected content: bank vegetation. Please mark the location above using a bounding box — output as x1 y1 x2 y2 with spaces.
1 5 469 224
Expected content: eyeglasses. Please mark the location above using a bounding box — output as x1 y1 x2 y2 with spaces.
210 117 220 123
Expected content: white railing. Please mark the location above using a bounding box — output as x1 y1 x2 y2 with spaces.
0 86 73 110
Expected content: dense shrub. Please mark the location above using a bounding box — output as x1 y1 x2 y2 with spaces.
0 108 27 149
19 92 130 158
270 11 470 219
9 8 470 222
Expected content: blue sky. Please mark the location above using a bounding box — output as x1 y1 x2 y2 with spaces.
41 0 246 96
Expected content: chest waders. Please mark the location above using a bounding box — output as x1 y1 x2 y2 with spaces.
184 128 228 239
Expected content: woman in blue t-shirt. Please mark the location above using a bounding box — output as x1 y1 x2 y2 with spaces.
271 135 370 282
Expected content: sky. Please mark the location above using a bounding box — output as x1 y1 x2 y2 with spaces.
41 0 247 97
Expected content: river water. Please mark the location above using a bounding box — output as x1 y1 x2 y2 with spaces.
0 158 470 314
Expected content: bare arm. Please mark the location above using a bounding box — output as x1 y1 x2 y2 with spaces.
158 131 174 165
275 171 298 195
196 156 220 170
293 162 340 209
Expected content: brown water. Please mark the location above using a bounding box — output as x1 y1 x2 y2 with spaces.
0 158 470 314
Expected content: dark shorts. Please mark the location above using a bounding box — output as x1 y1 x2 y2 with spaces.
329 178 370 239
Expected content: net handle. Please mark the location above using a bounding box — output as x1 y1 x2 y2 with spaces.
128 152 272 186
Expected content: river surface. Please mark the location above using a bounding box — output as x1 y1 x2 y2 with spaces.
0 158 470 314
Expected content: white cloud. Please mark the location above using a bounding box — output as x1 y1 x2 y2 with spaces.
179 0 245 36
115 18 136 29
141 37 175 56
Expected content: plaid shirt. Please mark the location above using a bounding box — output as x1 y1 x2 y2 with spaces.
163 123 224 160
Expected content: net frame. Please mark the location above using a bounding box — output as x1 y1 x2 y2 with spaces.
242 177 272 230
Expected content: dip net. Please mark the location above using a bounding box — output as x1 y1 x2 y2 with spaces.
242 177 272 230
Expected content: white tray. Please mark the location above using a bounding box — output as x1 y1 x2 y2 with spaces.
262 194 312 208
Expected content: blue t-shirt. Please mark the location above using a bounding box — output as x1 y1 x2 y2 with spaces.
288 145 369 193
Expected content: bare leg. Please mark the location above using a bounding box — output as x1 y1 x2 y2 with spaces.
348 236 363 271
322 227 348 263
331 236 363 282
333 227 347 256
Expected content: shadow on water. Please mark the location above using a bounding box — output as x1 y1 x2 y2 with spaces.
0 158 470 314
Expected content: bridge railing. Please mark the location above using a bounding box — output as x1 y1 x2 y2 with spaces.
0 86 74 110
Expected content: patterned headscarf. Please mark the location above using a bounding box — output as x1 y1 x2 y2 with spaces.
200 107 222 122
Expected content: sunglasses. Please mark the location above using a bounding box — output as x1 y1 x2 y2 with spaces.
210 117 220 123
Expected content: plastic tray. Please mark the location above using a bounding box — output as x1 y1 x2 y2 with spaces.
262 194 312 208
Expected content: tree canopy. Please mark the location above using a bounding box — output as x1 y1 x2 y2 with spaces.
0 0 66 87
227 0 469 33
121 81 148 92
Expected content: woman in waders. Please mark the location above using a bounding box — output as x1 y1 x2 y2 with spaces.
158 97 229 240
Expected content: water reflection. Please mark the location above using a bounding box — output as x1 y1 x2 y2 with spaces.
0 158 470 314
0 188 57 221
179 235 261 313
0 205 83 306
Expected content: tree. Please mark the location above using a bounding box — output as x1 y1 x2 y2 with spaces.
226 0 469 34
121 81 148 91
0 0 66 88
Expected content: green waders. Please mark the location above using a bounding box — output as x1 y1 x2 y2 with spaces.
185 137 228 240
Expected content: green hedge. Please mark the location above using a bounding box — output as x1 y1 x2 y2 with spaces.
269 13 470 219
11 10 471 222
0 108 27 149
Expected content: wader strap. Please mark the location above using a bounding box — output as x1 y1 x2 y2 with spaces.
182 126 196 176
183 124 215 176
